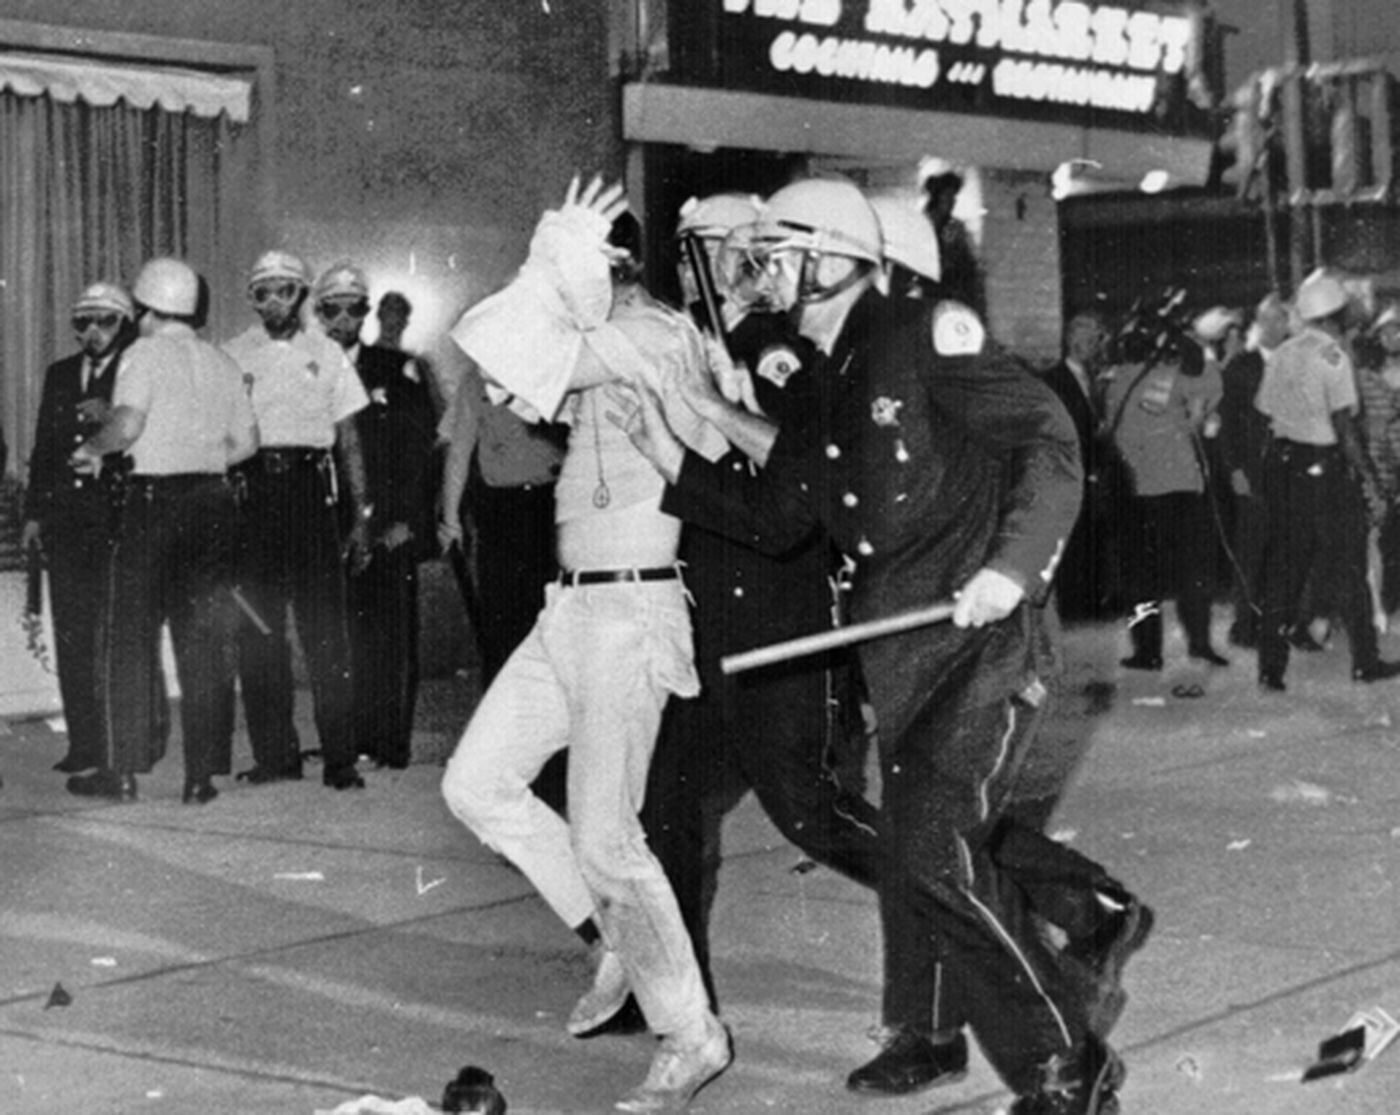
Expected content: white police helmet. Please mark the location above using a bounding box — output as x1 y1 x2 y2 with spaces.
133 258 199 317
73 281 134 321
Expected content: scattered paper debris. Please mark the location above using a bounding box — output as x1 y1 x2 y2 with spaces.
1270 780 1334 806
273 871 325 881
1246 729 1267 738
1131 696 1166 707
1175 1054 1202 1081
317 1097 436 1115
1302 1008 1400 1082
415 866 445 895
1050 828 1078 844
43 983 71 1009
1227 839 1252 851
44 716 68 733
90 957 116 967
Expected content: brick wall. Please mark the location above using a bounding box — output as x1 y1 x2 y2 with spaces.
980 167 1063 368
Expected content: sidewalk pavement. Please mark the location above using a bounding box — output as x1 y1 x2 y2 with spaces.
4 614 1400 1113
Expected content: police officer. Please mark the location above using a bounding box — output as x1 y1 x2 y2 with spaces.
627 176 1142 1114
1255 270 1400 691
223 250 370 790
68 259 257 803
636 192 881 1018
22 282 137 774
314 262 437 769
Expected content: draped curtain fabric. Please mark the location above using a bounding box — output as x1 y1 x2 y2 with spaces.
1 90 256 480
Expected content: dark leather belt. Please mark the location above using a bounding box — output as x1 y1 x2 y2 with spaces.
559 566 679 586
129 472 223 487
128 473 224 498
258 446 331 474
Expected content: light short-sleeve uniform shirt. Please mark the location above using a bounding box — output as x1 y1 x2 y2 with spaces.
222 325 367 448
115 321 257 475
1255 326 1357 446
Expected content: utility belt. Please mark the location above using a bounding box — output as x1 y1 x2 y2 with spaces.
126 472 226 500
255 446 332 474
1268 438 1338 467
239 446 340 508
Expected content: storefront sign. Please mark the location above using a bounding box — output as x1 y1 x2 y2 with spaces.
671 0 1207 132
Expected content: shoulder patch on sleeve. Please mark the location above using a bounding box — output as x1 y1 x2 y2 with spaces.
932 300 986 357
1320 341 1343 368
756 344 801 388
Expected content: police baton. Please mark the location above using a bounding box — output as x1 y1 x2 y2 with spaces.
720 601 956 675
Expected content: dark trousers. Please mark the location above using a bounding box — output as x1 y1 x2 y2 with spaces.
45 500 117 768
877 676 1118 1094
642 653 881 1004
1120 490 1217 658
347 544 419 766
237 456 357 776
455 472 567 810
467 474 557 681
98 476 238 782
1258 441 1377 678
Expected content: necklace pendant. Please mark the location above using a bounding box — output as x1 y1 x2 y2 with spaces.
593 483 611 509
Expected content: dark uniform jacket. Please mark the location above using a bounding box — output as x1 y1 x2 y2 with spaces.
1217 348 1272 491
661 314 833 676
352 345 438 555
23 350 127 528
668 292 1082 742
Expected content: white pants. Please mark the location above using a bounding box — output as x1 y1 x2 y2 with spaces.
442 576 708 1035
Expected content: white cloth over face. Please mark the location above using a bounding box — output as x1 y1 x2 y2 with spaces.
449 204 729 463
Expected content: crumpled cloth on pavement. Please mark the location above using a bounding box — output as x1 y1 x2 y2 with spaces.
316 1094 437 1115
450 203 728 463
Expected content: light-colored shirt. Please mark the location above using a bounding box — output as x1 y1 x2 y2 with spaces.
115 321 257 475
222 325 367 448
437 364 564 488
1105 356 1221 497
1256 325 1357 446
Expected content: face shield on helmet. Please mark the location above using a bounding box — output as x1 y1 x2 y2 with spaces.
733 178 884 312
673 193 764 325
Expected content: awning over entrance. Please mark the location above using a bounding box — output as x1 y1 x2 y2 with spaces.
623 82 1212 186
0 51 251 121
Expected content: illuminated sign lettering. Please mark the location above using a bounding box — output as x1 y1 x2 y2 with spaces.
706 0 1199 121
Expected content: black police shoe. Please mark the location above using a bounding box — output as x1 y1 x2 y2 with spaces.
1188 646 1230 667
324 764 365 790
1258 672 1286 693
182 779 218 805
1118 654 1161 671
66 769 137 802
846 1028 968 1095
53 754 98 773
1010 1035 1124 1114
235 764 303 784
1353 660 1400 683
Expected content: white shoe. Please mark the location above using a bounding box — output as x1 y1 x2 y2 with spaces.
615 1014 732 1112
567 947 630 1036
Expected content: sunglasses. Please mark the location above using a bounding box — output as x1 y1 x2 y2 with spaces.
72 313 121 332
250 282 302 305
317 299 370 321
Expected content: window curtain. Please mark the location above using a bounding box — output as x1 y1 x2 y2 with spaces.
1 88 258 480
